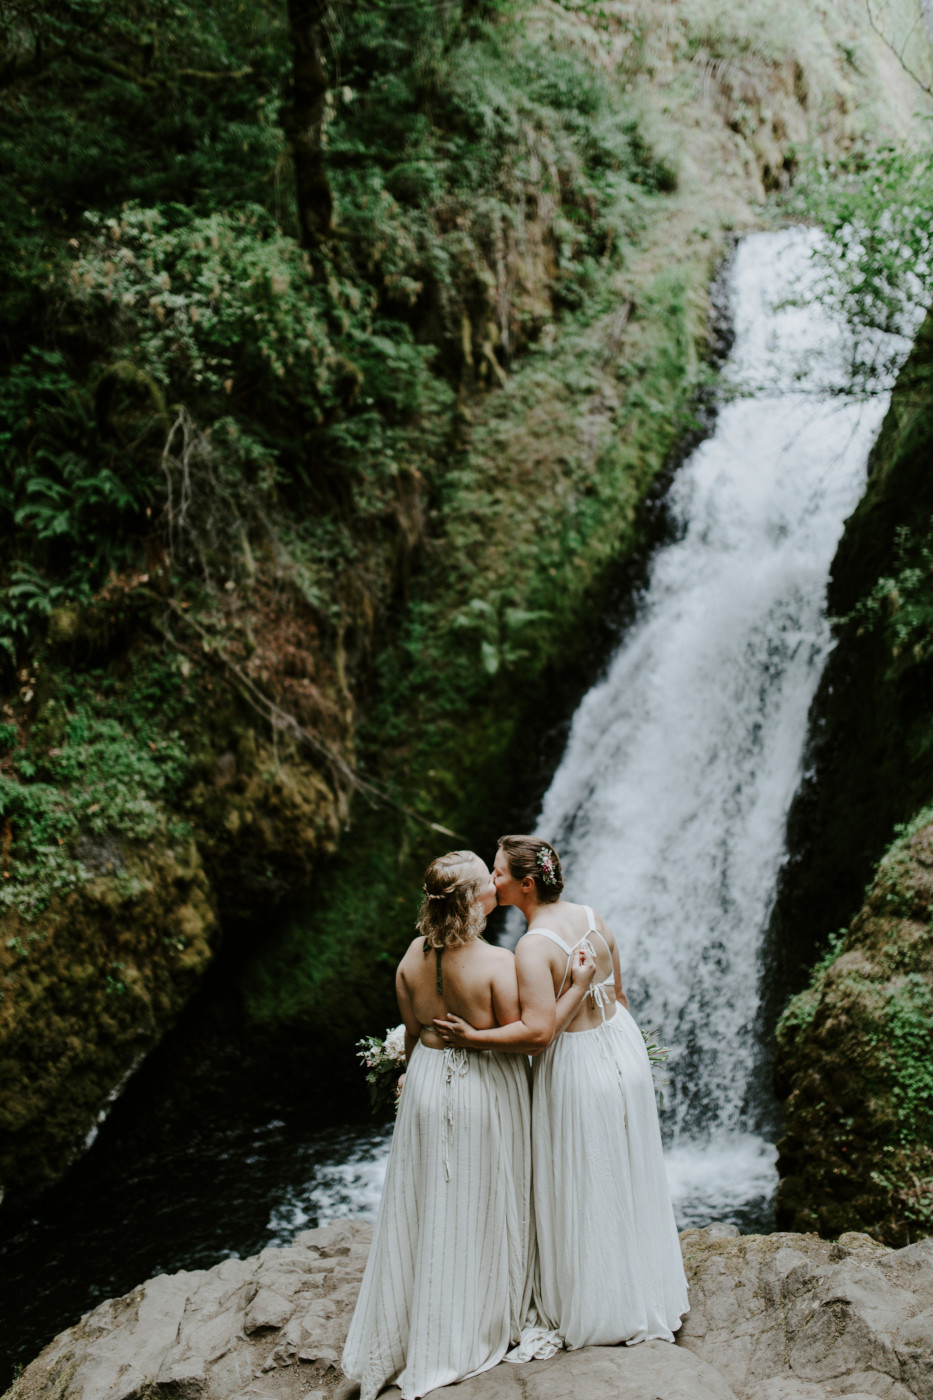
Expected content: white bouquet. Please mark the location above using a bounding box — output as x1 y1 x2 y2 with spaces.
356 1023 407 1114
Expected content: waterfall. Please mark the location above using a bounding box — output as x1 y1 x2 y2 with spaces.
507 226 906 1226
259 227 912 1240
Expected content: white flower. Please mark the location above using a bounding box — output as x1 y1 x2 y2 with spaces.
383 1024 407 1061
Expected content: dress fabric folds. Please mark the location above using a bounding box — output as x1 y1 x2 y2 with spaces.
341 1041 535 1400
531 1004 689 1349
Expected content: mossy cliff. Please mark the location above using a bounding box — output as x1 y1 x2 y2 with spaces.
0 0 925 1209
767 311 933 987
775 814 933 1243
774 312 933 1242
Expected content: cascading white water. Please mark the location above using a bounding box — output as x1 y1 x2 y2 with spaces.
508 226 907 1226
262 226 913 1241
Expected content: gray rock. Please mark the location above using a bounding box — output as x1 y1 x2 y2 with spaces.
155 1357 208 1398
9 1222 933 1400
840 1376 918 1398
330 1383 359 1400
380 1341 737 1400
743 1381 832 1399
244 1290 292 1336
882 1242 933 1289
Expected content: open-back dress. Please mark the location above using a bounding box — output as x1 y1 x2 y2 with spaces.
522 906 689 1351
341 1034 535 1400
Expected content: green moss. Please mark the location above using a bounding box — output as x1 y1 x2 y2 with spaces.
775 815 933 1242
868 974 933 1146
237 261 705 1037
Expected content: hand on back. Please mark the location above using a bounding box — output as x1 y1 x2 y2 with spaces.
570 945 597 987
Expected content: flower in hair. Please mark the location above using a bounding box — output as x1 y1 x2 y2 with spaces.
537 847 558 886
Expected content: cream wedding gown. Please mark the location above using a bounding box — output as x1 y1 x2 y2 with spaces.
341 1040 535 1400
522 908 689 1351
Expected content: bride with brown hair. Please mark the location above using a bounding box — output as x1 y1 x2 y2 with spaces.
435 834 688 1354
341 849 593 1400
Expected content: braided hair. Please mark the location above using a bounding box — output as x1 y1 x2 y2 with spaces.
418 850 487 949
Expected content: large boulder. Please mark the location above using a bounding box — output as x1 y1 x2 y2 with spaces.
678 1226 933 1399
8 1223 933 1400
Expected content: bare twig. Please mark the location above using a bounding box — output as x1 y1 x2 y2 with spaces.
153 595 468 843
175 67 253 82
602 300 632 367
865 0 933 99
62 43 254 90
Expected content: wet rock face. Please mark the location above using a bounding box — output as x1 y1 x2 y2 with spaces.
0 839 218 1210
773 819 933 1245
768 313 933 1246
9 1224 933 1400
0 701 348 1212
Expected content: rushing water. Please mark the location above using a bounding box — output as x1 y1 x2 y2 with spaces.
0 228 910 1382
505 226 902 1225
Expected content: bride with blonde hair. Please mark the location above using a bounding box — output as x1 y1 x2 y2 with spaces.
341 848 595 1400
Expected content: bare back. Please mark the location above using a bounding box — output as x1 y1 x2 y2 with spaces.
397 937 521 1048
520 900 622 1033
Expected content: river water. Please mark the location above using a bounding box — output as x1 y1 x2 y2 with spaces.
0 228 908 1382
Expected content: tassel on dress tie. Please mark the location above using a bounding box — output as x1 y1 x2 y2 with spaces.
441 1046 469 1182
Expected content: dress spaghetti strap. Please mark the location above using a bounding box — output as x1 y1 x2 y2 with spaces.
583 907 615 986
557 908 614 1016
524 927 573 956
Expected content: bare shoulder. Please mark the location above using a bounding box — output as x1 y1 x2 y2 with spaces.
398 935 427 973
516 930 558 962
482 943 515 967
592 908 616 945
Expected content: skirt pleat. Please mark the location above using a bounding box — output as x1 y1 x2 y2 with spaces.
341 1044 535 1400
531 1006 689 1349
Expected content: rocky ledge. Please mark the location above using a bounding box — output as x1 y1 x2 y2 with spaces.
7 1221 933 1400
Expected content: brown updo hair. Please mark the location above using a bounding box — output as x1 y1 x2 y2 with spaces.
418 850 487 949
497 834 563 904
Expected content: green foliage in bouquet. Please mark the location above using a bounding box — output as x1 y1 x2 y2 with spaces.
356 1024 407 1115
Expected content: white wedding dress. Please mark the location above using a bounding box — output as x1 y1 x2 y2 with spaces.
341 1040 535 1400
522 909 689 1350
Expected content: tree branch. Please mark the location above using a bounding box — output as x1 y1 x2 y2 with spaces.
175 66 254 81
153 595 467 843
865 0 933 99
65 44 254 90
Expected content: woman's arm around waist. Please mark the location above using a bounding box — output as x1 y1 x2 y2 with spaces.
434 941 595 1053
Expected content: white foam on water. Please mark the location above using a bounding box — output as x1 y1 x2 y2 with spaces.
665 1134 779 1230
265 1126 393 1243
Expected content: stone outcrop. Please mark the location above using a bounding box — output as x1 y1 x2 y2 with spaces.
773 816 933 1245
678 1225 933 1399
0 837 218 1210
9 1221 933 1400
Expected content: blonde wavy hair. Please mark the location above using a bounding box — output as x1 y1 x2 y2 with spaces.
417 849 487 949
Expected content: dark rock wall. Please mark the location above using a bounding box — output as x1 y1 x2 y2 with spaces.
773 311 933 1241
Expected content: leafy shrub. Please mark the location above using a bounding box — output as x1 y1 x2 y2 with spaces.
0 662 194 919
872 973 933 1145
67 205 352 413
788 146 933 386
